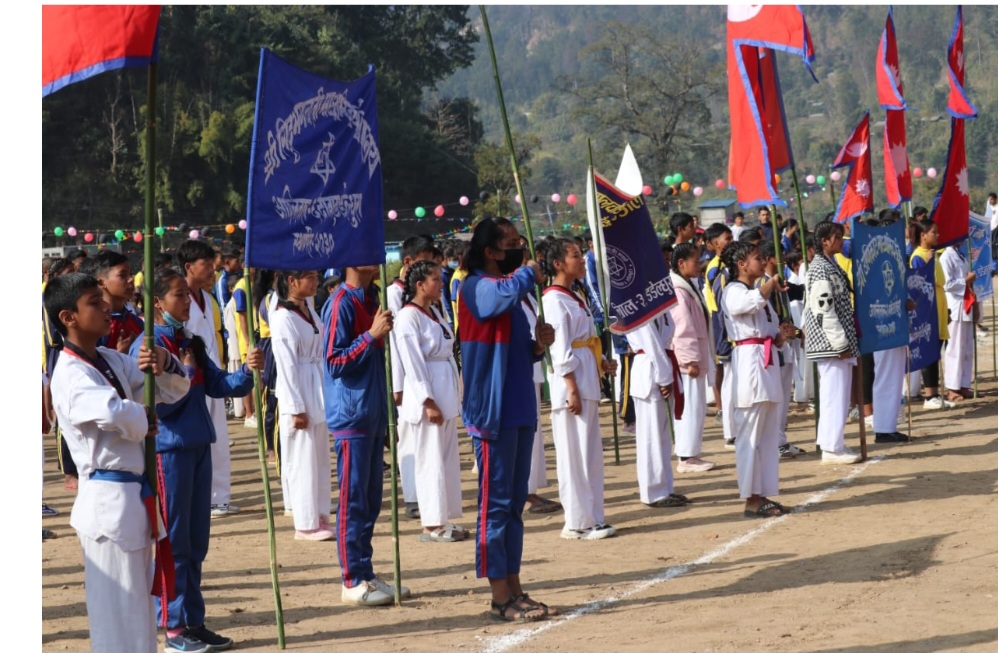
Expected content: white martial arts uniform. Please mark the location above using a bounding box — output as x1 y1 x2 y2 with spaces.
670 272 715 458
222 297 244 417
722 281 782 499
387 280 418 505
627 314 679 504
873 346 906 433
185 288 232 506
51 346 189 653
395 303 463 528
543 285 606 530
270 301 331 532
940 247 975 391
789 291 814 403
522 294 548 494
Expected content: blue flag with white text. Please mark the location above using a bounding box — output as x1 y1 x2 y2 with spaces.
969 212 994 301
245 49 385 269
594 172 676 333
852 218 908 354
907 265 939 372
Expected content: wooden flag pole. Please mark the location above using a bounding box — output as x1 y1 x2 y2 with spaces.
379 265 404 606
141 62 159 493
241 268 286 647
968 239 978 399
587 139 621 465
854 356 868 461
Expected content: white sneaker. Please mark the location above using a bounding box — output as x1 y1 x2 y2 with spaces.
371 575 411 598
864 415 874 429
821 449 862 465
786 444 807 455
561 524 616 540
295 527 335 541
923 396 944 410
677 457 715 473
723 439 736 450
942 397 958 408
210 503 240 518
244 415 258 429
847 406 860 422
341 580 393 606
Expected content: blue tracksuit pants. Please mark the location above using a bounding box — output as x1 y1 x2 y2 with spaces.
156 445 212 629
335 436 384 587
472 425 535 579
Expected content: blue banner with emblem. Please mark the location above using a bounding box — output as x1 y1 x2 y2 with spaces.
851 218 909 354
245 48 385 269
907 264 940 371
594 172 676 333
969 212 994 301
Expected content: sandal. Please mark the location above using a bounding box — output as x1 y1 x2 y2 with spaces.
419 526 460 543
646 494 689 508
744 501 784 519
527 497 563 514
945 391 965 403
489 596 547 623
405 502 420 520
761 498 792 514
517 592 560 617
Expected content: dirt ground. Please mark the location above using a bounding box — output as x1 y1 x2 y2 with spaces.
42 306 998 653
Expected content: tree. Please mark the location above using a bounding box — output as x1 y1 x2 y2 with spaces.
472 135 539 220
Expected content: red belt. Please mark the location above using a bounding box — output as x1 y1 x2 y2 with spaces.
634 349 685 418
735 337 774 367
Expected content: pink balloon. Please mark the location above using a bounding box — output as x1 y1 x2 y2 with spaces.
434 205 445 218
551 193 561 203
642 185 653 196
715 179 726 190
134 232 143 243
459 196 469 206
693 186 704 197
67 227 78 237
830 171 842 182
238 219 247 230
927 167 937 179
189 229 200 240
913 167 923 178
387 210 398 220
514 194 521 204
566 193 578 206
84 232 94 243
805 174 816 185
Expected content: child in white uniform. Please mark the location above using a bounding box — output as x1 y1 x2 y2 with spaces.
270 270 333 541
541 238 617 540
395 260 468 542
719 241 794 518
940 245 977 400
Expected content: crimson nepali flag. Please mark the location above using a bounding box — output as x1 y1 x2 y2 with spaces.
930 6 976 247
726 5 815 209
876 7 911 207
43 6 161 97
831 112 874 225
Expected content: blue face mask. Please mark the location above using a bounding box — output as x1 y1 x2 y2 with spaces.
162 310 185 330
448 260 459 270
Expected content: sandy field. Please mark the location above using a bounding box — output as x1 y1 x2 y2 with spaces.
42 305 998 653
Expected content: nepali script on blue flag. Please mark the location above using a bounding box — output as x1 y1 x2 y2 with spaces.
851 218 908 354
594 172 676 333
245 49 385 270
969 212 994 301
907 265 939 372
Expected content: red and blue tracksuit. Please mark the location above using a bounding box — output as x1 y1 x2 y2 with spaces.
322 282 388 587
98 308 144 349
131 324 254 629
459 267 541 579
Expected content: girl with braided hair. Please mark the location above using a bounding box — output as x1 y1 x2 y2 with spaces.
394 260 468 542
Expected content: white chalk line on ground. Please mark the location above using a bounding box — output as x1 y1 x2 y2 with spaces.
476 456 884 653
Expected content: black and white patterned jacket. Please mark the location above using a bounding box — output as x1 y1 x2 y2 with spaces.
802 254 860 360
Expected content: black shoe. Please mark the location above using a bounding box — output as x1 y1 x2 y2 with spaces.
875 431 910 443
185 626 233 652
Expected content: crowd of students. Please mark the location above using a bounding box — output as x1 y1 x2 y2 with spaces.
41 201 988 650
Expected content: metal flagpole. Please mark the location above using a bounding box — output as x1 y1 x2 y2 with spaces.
242 268 286 647
588 139 621 465
379 265 404 606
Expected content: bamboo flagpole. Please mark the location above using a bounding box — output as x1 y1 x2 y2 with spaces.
789 168 820 437
141 62 158 493
379 264 404 606
241 268 286 647
587 139 621 464
968 239 978 398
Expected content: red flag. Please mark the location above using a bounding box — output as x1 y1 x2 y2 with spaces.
883 108 912 208
929 118 971 247
945 6 977 119
876 7 905 110
831 112 874 225
727 5 815 209
43 6 161 97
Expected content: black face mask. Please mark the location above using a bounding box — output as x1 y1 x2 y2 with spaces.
496 248 524 275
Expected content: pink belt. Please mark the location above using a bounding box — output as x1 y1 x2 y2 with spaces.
735 337 774 368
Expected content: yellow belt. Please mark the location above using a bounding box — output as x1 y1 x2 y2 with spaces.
571 336 603 374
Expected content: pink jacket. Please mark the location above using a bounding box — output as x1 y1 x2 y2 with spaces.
669 272 715 376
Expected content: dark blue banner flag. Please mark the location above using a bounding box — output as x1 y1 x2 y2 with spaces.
851 218 909 353
245 49 385 269
969 212 994 301
594 172 676 333
907 264 940 372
